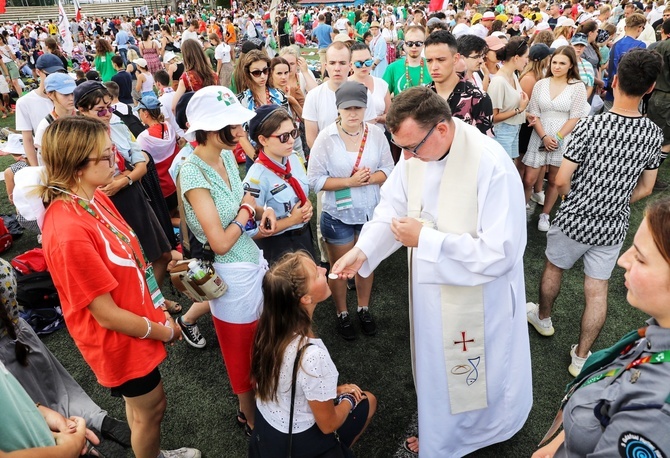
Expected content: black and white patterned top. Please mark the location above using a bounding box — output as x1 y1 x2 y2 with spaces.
553 113 662 246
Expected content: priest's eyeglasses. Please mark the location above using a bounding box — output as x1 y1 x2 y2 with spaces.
391 119 445 156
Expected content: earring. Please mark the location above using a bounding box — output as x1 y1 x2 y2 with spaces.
77 176 81 185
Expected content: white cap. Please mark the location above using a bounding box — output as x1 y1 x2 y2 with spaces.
185 86 256 140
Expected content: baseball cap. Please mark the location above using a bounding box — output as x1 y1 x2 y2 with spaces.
247 104 283 141
134 94 162 112
482 11 496 21
241 39 263 54
185 86 256 139
35 53 65 74
133 58 148 68
485 35 505 51
44 72 76 94
73 80 106 108
596 29 610 44
571 33 588 46
335 81 367 109
557 17 577 28
529 44 555 61
85 70 101 81
427 17 444 28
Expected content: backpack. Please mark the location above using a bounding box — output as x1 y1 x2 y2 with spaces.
0 217 13 254
16 271 64 335
11 248 47 275
115 103 147 137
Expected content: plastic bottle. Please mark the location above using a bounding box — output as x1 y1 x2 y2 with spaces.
188 260 208 281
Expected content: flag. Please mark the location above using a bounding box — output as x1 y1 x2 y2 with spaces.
0 0 6 15
57 0 73 55
73 0 82 22
429 0 443 12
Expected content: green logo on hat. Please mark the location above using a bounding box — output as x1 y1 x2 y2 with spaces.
217 90 236 106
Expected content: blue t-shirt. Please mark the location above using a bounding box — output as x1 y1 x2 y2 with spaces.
313 24 333 49
606 36 646 101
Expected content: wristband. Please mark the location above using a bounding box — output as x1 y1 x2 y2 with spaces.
240 203 256 219
556 132 564 141
337 393 357 412
230 220 245 234
541 134 547 141
165 324 174 342
140 317 151 339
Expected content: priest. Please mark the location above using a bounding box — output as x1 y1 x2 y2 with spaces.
332 87 532 457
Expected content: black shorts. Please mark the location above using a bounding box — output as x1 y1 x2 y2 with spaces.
110 367 161 398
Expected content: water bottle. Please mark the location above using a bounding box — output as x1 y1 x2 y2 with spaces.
188 260 208 281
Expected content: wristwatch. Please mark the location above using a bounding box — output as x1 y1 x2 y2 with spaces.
126 176 133 186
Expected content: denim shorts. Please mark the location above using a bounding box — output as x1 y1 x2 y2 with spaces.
494 122 521 159
321 211 363 246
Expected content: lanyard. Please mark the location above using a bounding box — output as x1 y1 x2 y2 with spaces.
349 123 369 176
404 58 425 90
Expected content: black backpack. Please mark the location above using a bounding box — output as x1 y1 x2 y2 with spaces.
115 103 147 138
16 271 65 335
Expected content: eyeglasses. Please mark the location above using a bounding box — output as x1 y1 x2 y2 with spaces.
353 59 374 68
249 67 269 77
96 106 116 117
391 119 445 156
269 128 300 143
87 154 115 166
405 41 424 48
466 53 484 60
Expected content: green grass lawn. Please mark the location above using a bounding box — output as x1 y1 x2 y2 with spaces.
0 108 666 457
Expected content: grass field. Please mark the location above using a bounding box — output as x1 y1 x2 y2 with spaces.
0 110 667 458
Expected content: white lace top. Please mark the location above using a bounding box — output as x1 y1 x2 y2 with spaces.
256 336 339 434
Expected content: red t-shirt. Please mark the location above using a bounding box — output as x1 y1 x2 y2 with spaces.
180 70 218 92
42 191 167 387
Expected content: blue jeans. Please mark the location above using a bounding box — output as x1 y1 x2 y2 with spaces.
118 47 128 67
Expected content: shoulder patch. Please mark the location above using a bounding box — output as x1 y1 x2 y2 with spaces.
619 432 665 458
248 177 260 185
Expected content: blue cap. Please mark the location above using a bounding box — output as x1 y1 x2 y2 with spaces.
44 72 76 94
134 95 162 112
571 33 588 46
35 53 65 74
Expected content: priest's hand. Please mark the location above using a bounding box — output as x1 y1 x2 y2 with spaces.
331 247 367 279
391 217 422 247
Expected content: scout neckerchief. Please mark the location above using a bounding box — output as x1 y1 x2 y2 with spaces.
77 197 165 309
406 119 486 415
256 150 308 205
404 57 425 90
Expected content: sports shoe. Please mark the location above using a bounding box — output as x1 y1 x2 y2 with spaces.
569 344 592 377
177 316 206 349
357 308 377 336
347 278 356 290
526 302 554 336
101 416 131 447
538 213 550 232
531 190 545 205
336 312 356 341
654 179 669 191
161 448 202 458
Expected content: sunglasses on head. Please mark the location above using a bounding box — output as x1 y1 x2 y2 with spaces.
353 59 374 68
269 128 300 143
405 41 424 48
249 67 269 77
96 106 116 117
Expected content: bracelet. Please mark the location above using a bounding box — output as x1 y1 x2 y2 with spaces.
230 220 245 234
239 203 256 219
556 132 564 141
140 316 151 339
514 107 520 115
541 134 547 141
165 324 174 342
338 393 356 412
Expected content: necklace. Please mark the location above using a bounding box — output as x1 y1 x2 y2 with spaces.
339 121 361 137
611 106 640 114
404 57 425 90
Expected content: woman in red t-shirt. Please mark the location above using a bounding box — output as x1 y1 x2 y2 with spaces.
38 117 199 458
171 39 219 113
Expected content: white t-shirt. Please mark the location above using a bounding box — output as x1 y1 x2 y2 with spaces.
15 89 53 134
181 29 200 43
158 91 185 138
302 82 377 132
33 115 52 165
246 21 257 38
214 42 231 64
256 336 338 434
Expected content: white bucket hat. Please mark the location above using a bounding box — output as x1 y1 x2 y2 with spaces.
184 86 256 140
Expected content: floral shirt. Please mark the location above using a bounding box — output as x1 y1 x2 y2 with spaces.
428 74 494 137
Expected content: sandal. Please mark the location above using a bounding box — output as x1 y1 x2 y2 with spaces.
164 300 182 314
403 436 419 455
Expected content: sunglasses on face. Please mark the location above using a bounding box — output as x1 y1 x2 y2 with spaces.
353 59 374 68
269 128 300 143
249 67 269 77
405 41 424 48
96 106 116 117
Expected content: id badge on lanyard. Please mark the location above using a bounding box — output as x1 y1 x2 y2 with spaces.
144 264 165 309
335 124 368 212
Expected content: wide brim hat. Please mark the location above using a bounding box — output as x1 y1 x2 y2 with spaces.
184 86 256 140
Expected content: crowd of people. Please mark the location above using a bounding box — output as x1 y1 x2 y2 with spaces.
0 0 670 456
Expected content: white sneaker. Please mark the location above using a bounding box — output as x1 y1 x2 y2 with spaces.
569 344 592 377
531 191 545 205
161 448 202 458
526 302 554 336
538 213 550 232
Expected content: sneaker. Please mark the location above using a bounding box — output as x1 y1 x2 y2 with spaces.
177 316 206 349
101 416 131 447
538 213 550 232
357 308 377 336
347 278 356 290
526 302 554 336
531 191 545 205
336 313 357 341
653 179 669 191
569 344 592 377
161 448 202 458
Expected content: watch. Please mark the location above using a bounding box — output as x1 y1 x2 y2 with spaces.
126 176 133 186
